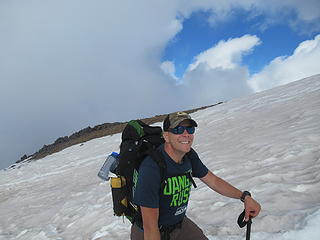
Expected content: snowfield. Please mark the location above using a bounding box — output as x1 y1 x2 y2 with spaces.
1 75 320 240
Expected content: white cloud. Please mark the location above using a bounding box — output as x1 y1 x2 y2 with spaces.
251 0 320 33
0 0 182 168
169 35 261 106
160 61 178 81
187 35 261 71
248 34 320 92
259 0 320 32
185 0 320 33
0 0 320 169
181 64 251 107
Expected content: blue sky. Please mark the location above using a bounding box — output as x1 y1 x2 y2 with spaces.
0 0 320 169
162 9 317 78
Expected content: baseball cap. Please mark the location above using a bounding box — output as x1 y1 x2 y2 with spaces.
163 111 198 131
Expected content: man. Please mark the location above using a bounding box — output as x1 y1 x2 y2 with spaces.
131 112 261 240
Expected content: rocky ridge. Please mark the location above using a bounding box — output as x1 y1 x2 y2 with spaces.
18 103 222 163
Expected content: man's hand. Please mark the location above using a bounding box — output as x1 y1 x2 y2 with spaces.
201 170 261 221
244 196 261 221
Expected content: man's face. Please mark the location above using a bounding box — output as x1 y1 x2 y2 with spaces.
164 120 194 155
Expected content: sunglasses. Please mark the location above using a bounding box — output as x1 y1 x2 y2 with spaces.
170 126 195 135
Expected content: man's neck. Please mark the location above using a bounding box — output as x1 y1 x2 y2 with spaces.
164 143 185 164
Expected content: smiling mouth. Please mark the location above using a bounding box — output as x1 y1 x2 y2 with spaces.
179 141 190 144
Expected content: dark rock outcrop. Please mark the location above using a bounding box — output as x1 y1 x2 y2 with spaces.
21 103 222 162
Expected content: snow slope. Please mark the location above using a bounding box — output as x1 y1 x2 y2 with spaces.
0 75 320 240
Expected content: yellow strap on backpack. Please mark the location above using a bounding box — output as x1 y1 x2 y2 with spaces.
111 176 126 188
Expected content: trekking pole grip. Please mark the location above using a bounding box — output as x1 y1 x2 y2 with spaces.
237 210 252 240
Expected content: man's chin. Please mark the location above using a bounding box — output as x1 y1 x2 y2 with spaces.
179 145 191 153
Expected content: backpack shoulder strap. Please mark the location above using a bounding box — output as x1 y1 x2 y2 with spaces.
186 147 197 169
186 148 197 188
149 147 198 189
147 148 167 190
132 147 167 226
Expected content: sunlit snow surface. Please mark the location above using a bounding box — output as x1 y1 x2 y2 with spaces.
1 75 320 240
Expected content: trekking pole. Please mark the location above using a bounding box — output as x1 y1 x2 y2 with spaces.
237 210 252 240
245 217 252 240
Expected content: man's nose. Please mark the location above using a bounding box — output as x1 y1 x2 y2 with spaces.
181 129 190 136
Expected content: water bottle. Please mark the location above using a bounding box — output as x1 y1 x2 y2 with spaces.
98 152 119 181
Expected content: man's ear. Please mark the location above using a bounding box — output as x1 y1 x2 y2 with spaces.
162 131 169 143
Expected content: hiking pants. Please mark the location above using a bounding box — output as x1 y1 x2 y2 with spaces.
130 216 208 240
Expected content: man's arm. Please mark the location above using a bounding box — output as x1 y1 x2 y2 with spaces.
200 170 261 220
140 206 161 240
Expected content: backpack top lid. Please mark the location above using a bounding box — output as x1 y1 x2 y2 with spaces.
122 120 163 143
118 120 165 176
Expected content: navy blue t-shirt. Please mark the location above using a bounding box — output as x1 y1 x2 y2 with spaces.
133 145 208 226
